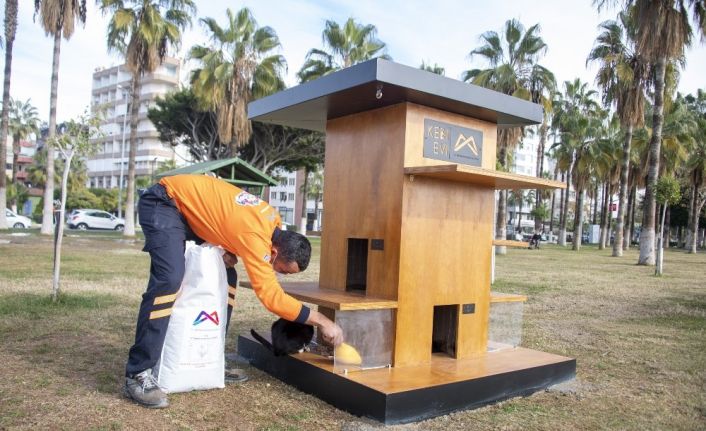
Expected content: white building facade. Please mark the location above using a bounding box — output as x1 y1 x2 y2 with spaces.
87 57 190 189
267 167 324 232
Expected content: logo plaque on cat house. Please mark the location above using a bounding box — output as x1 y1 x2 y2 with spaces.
238 58 574 425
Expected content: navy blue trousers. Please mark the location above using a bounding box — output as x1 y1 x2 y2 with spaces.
125 183 235 376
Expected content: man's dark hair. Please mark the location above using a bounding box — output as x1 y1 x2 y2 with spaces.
272 228 312 271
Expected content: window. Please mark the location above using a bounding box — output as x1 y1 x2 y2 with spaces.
279 178 287 186
279 192 287 201
270 192 276 201
288 178 295 186
288 193 295 201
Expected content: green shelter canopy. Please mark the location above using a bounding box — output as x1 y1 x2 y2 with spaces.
155 157 277 195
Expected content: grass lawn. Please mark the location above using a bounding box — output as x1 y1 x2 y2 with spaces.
0 231 704 430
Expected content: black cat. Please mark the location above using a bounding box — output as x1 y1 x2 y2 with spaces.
251 318 314 357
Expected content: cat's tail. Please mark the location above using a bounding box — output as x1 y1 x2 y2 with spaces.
250 329 275 353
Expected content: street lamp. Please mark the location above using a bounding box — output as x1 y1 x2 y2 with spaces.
116 84 129 219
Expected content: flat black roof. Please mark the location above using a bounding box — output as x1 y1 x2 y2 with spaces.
248 59 543 132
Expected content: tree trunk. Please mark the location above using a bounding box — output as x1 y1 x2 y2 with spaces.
573 188 585 251
299 168 309 235
0 0 17 230
11 132 20 184
559 171 571 246
613 125 633 256
655 203 668 276
53 151 73 302
592 184 599 225
123 75 141 237
638 57 666 265
549 169 559 235
495 145 508 254
685 181 695 249
664 208 671 248
598 181 612 250
688 187 705 253
314 197 321 231
517 191 524 231
534 120 548 232
598 182 607 249
627 180 637 249
41 32 62 235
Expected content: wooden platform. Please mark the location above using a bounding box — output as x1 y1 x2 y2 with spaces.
239 334 575 424
404 164 566 190
239 281 398 310
241 281 525 309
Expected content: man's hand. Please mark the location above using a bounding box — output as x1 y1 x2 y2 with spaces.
319 319 344 347
306 310 344 346
223 251 238 267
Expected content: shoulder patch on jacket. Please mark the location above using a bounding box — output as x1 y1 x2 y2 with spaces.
234 191 262 206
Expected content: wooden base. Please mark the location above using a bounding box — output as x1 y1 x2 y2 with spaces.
238 335 575 424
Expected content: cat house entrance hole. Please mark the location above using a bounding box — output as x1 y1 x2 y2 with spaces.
346 238 368 293
432 305 458 357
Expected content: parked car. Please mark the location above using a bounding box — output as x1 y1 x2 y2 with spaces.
67 209 125 231
5 209 32 228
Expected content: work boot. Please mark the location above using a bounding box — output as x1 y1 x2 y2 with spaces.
123 368 168 408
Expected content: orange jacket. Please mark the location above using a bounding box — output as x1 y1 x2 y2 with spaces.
160 174 308 323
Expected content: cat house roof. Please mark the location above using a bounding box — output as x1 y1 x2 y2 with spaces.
248 58 543 132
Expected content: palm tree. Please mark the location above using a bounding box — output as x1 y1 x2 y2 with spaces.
683 90 706 252
552 79 604 251
297 17 389 83
189 7 284 155
8 98 41 185
587 10 649 256
99 0 195 236
596 0 706 264
463 19 552 253
305 168 324 231
0 0 18 230
420 61 445 76
34 0 87 235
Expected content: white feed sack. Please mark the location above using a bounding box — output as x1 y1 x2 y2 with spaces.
157 242 228 393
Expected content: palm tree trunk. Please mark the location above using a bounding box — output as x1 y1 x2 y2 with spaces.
626 178 637 250
11 133 20 183
664 206 671 248
688 185 705 253
0 0 18 230
685 181 695 248
573 187 585 251
613 125 633 257
495 145 508 254
549 168 559 235
599 182 609 250
592 184 599 225
123 75 141 237
53 151 73 302
558 171 570 246
299 168 309 234
638 57 667 265
517 191 524 231
534 120 548 232
41 32 62 235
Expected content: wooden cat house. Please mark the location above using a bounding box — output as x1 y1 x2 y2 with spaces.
238 59 575 424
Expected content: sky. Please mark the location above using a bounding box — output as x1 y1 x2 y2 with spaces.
6 0 706 124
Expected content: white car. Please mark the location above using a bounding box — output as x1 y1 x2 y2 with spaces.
67 209 125 231
5 209 32 228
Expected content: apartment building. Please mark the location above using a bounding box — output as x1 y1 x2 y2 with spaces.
87 57 190 189
267 167 324 232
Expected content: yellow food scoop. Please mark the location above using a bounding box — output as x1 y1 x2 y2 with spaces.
335 342 362 365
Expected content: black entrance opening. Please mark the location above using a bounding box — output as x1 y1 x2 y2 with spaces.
432 305 458 357
346 238 368 292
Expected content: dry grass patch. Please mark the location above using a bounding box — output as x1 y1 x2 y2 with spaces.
0 232 704 430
